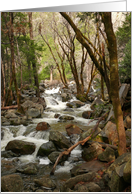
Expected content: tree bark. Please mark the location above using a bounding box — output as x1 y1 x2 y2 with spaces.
28 12 40 97
102 12 126 155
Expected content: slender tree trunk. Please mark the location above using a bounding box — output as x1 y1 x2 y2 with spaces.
16 39 22 87
101 75 104 100
10 12 21 110
1 58 6 107
28 12 40 97
102 12 126 155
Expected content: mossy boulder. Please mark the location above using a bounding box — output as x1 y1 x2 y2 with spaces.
37 141 57 157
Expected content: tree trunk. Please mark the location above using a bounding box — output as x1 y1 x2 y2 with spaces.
10 12 21 110
28 12 40 97
102 12 126 155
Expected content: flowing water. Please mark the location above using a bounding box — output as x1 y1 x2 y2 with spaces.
1 87 97 180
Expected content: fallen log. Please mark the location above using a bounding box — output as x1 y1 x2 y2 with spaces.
50 111 109 175
1 105 18 110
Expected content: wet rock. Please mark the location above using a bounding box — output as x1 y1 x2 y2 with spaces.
61 171 95 191
61 92 72 102
82 142 103 162
34 175 56 189
70 134 80 144
37 141 57 157
5 140 36 155
5 112 18 119
48 151 68 163
66 100 85 108
125 129 131 147
27 107 41 118
36 122 51 131
1 129 4 140
98 147 115 162
65 124 83 136
59 115 74 121
54 113 60 118
21 100 34 112
49 130 71 149
103 121 118 145
64 108 74 112
1 159 17 176
85 182 101 192
124 115 131 129
17 162 38 175
123 157 131 183
82 110 93 119
1 174 23 192
1 150 20 158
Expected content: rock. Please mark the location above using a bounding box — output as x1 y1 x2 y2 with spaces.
85 182 101 192
70 160 106 177
80 127 102 142
5 140 36 155
61 92 72 102
82 142 103 162
98 147 115 162
66 100 85 108
54 113 60 118
90 97 104 110
37 141 57 157
1 129 4 140
65 124 83 136
106 152 131 178
64 108 74 112
82 110 93 119
39 86 45 93
21 100 34 112
59 115 74 121
1 174 23 192
1 150 20 158
124 115 131 129
49 130 71 149
27 104 43 118
36 122 51 131
34 175 56 189
61 172 95 191
70 134 80 144
48 151 68 163
5 112 18 119
17 162 38 175
74 184 88 192
125 129 131 147
123 157 131 183
108 170 127 192
1 159 17 176
103 121 118 145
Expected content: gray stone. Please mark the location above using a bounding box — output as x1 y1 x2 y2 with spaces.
48 151 68 163
49 130 71 149
34 175 56 189
98 147 115 162
37 141 57 157
123 157 131 183
85 182 101 192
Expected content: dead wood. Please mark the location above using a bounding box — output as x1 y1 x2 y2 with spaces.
50 111 109 175
1 105 18 110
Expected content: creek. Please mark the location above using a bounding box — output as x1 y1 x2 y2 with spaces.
1 87 97 181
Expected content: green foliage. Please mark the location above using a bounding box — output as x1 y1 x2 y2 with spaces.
39 66 50 81
116 13 131 83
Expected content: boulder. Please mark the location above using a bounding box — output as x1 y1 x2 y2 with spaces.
59 115 74 121
65 124 83 136
17 162 38 175
49 130 71 149
66 100 85 108
37 141 57 157
61 92 72 102
85 182 101 192
103 121 118 145
1 159 17 176
1 150 20 158
34 175 56 189
39 86 45 93
82 110 93 119
123 157 131 183
74 184 88 192
5 140 36 155
48 151 68 163
98 147 115 162
27 107 41 118
82 142 103 162
61 172 95 191
80 127 102 142
36 122 51 131
1 174 23 192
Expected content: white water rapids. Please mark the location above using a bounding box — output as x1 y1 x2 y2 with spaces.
1 87 97 176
